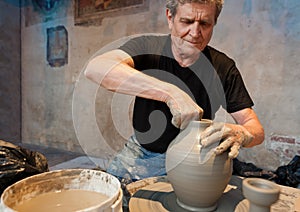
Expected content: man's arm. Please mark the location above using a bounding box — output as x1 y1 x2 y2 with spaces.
85 49 169 100
84 49 203 129
231 108 264 147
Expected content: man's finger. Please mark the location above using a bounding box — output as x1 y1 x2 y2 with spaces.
171 115 181 128
201 131 223 147
228 143 240 158
214 137 234 154
200 122 228 138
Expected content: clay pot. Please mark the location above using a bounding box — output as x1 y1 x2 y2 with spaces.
166 120 232 211
243 178 280 212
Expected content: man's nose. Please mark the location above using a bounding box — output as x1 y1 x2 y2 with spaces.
189 22 201 38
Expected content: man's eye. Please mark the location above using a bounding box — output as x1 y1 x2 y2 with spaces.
180 19 194 24
200 21 212 27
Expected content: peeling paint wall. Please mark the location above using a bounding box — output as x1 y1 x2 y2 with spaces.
20 0 300 170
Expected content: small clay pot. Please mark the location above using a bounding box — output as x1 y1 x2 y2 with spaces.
166 120 232 211
243 178 280 212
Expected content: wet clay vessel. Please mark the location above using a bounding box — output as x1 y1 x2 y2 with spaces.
166 120 232 211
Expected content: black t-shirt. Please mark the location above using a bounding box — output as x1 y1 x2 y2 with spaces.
119 34 253 153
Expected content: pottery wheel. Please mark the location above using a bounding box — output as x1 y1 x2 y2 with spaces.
129 176 249 212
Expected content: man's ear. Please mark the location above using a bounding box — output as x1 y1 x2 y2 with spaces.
166 9 173 30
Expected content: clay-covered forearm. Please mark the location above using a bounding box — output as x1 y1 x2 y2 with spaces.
84 49 173 103
240 119 264 148
231 108 265 147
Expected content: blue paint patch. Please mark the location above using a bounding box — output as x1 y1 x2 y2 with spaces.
269 0 300 40
284 1 300 40
32 0 60 13
2 0 19 6
269 0 285 29
2 0 31 7
242 0 252 16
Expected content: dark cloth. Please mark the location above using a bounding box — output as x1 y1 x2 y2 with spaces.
233 156 300 188
233 158 277 180
119 34 254 153
275 155 300 187
0 140 49 195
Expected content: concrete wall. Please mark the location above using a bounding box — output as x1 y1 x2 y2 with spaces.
211 0 300 170
0 1 21 142
21 0 300 170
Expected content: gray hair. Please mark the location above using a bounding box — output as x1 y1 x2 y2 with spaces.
166 0 224 24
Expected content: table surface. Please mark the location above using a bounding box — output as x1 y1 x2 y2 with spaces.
126 175 300 212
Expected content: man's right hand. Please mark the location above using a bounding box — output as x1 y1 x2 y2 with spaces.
165 85 203 129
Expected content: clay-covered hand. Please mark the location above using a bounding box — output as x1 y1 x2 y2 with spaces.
200 122 254 158
165 85 203 129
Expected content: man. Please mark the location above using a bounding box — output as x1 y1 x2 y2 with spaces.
84 0 264 181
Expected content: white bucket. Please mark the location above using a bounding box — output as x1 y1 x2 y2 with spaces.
0 169 122 212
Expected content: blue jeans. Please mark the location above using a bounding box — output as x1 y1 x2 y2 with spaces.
106 135 166 181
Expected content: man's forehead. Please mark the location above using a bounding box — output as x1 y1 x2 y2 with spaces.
177 2 216 16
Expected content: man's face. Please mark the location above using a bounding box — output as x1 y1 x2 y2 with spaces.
167 2 216 53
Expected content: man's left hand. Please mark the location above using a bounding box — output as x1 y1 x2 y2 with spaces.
200 122 254 158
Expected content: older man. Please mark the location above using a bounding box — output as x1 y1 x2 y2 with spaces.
84 0 264 181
